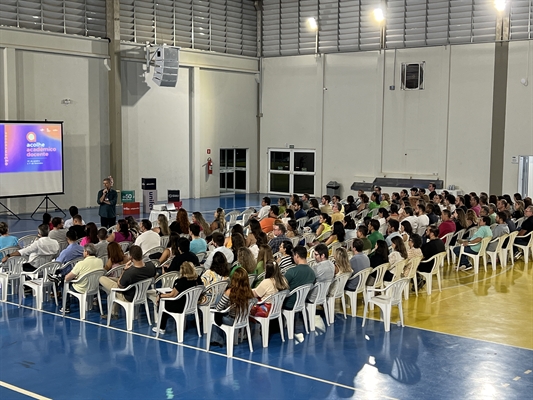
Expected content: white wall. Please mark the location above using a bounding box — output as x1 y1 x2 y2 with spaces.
261 41 523 197
503 40 533 195
0 28 109 214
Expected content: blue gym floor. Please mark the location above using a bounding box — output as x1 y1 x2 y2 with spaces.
1 193 532 399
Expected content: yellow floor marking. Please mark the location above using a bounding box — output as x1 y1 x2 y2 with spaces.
0 381 52 400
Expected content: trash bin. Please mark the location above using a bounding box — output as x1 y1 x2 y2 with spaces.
326 181 341 197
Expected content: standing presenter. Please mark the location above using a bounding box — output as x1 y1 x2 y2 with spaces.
97 177 117 228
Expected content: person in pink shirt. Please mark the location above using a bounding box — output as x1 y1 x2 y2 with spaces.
438 210 456 244
470 195 481 217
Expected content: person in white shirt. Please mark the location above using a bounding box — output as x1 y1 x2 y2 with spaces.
63 205 86 229
203 232 234 269
402 206 419 234
250 197 271 221
2 224 59 272
134 219 161 254
415 203 430 236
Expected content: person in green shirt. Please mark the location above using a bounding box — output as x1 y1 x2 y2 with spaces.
357 225 373 252
367 219 384 249
283 246 316 310
368 192 380 212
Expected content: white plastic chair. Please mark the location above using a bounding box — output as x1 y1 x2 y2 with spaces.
344 268 372 317
0 256 25 302
325 272 351 323
362 278 410 332
250 289 289 346
143 246 165 259
440 232 454 265
363 263 389 312
106 278 153 331
514 231 533 264
305 282 330 331
206 299 255 358
20 261 62 309
296 217 308 230
449 229 467 264
225 210 241 233
291 236 302 247
501 231 519 267
282 283 313 339
156 285 205 342
117 241 131 253
417 252 447 295
160 236 170 248
0 246 20 259
62 269 105 320
105 263 126 278
486 234 508 270
148 272 179 323
404 256 422 300
18 235 38 248
456 237 491 274
199 280 229 333
196 252 207 263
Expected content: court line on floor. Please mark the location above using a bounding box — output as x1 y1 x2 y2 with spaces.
0 380 52 400
3 301 396 399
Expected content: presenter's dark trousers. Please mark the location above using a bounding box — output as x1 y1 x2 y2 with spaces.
100 217 116 229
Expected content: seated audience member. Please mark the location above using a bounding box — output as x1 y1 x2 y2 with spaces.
134 219 161 254
438 210 456 243
209 268 254 347
104 241 130 271
64 206 85 229
281 209 295 226
99 245 156 318
453 209 468 232
245 219 265 248
125 216 141 239
275 241 294 269
367 240 389 285
286 220 298 238
426 203 439 225
192 211 212 237
158 233 180 264
319 195 333 215
453 217 492 271
255 244 274 275
356 225 372 252
388 203 400 221
49 217 68 250
334 247 354 277
60 244 104 313
367 220 384 249
445 194 456 213
0 222 20 250
306 198 321 219
68 215 86 240
465 210 478 231
386 236 408 281
487 212 510 252
189 224 208 254
277 198 288 215
503 210 516 233
455 196 468 213
343 216 357 240
231 247 256 275
315 213 332 240
2 224 59 272
402 234 423 277
251 261 289 318
428 182 437 200
307 244 335 302
250 197 271 221
470 195 481 217
357 193 369 212
42 213 53 231
293 201 307 220
385 219 401 247
152 214 171 237
512 200 525 220
331 195 345 213
268 223 288 254
210 208 226 233
204 232 234 269
56 230 84 266
514 205 533 258
330 202 344 224
368 192 380 212
417 226 446 287
380 193 391 208
402 207 419 234
80 222 99 246
343 196 357 215
344 239 371 291
260 206 279 233
230 233 247 261
283 246 316 310
169 209 190 235
324 221 345 246
201 252 230 287
94 228 109 257
152 261 203 335
301 193 311 210
166 237 200 273
224 224 244 248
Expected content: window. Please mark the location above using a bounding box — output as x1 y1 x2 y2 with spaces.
268 149 316 195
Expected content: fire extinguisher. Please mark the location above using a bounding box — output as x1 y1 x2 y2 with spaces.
207 157 213 175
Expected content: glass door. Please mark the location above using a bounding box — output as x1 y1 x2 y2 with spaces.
268 149 315 196
220 149 248 193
